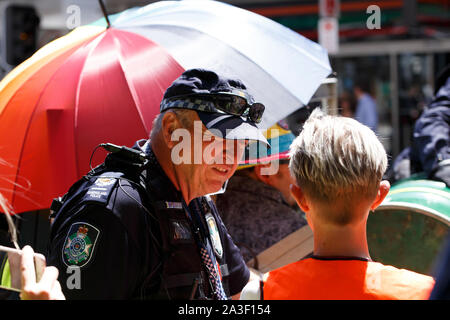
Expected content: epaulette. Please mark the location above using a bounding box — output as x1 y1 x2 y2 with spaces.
81 172 125 206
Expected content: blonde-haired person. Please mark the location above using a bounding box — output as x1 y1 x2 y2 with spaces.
240 108 435 300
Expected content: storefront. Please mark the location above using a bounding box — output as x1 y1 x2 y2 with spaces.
332 39 450 158
242 0 450 159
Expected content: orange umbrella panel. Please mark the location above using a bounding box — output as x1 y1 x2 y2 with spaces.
0 28 184 213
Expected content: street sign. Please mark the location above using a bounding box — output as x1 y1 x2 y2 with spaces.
319 17 339 54
319 0 340 18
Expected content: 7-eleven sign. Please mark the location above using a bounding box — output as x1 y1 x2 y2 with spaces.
318 17 339 54
320 0 340 18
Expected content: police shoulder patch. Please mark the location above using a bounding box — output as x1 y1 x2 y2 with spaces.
83 172 123 205
62 222 100 268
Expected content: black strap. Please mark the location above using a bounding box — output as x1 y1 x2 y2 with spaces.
220 263 229 277
259 280 264 300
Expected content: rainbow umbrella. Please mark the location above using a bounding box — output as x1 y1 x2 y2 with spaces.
239 122 296 169
0 0 331 214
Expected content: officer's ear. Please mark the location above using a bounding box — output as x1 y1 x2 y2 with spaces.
161 111 183 149
254 163 275 184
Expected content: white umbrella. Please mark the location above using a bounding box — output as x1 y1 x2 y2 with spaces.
103 0 332 128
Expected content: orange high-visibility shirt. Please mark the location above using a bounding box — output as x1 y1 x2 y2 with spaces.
263 257 435 300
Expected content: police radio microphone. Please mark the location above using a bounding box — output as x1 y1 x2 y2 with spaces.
100 143 149 163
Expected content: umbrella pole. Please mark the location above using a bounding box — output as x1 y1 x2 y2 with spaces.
98 0 111 28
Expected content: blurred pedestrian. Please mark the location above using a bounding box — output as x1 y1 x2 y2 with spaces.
386 64 450 187
339 90 356 118
353 79 378 133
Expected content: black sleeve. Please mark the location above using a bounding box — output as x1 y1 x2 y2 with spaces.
411 105 450 176
430 234 450 299
47 204 145 300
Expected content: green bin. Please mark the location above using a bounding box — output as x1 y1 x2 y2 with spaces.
368 176 450 275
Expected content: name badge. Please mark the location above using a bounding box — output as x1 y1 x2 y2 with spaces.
205 213 223 259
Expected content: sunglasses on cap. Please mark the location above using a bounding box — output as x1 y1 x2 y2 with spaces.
161 92 265 124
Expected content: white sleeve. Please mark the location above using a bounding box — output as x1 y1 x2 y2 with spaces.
239 280 261 300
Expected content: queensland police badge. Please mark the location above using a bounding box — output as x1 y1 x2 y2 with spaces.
62 222 99 267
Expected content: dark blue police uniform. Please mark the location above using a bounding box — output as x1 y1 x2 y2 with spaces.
47 139 249 299
387 69 450 187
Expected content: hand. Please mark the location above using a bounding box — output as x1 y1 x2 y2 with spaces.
431 163 450 188
19 245 65 300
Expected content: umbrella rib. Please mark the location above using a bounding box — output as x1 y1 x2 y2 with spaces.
124 23 325 107
10 32 105 211
122 20 331 71
10 67 66 210
0 27 106 118
209 36 311 124
183 24 304 119
72 32 109 179
115 1 331 70
111 34 149 133
0 60 63 120
74 32 107 129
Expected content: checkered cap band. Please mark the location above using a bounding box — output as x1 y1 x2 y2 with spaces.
160 97 219 113
200 247 227 300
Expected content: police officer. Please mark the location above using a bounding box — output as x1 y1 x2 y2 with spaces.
47 69 268 300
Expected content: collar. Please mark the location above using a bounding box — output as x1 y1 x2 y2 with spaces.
134 139 181 201
311 255 372 262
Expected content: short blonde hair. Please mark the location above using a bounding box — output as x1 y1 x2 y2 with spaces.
289 108 387 204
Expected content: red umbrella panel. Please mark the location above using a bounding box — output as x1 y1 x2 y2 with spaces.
0 28 184 213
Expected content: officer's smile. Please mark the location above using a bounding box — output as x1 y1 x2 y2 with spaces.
212 166 230 174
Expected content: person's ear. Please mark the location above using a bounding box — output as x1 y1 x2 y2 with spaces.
161 111 181 149
290 183 310 213
254 163 273 183
370 180 390 211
